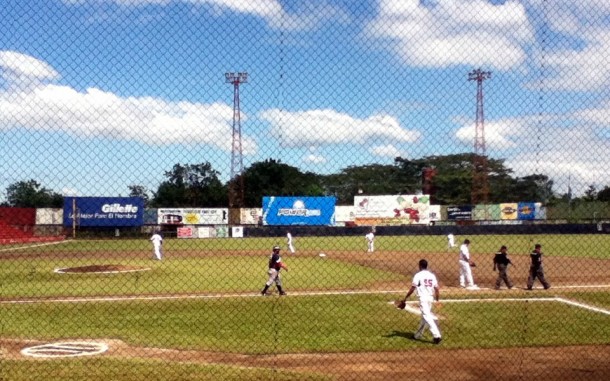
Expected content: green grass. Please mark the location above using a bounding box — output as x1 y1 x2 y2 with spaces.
0 255 401 298
1 294 609 354
1 235 609 381
6 233 609 259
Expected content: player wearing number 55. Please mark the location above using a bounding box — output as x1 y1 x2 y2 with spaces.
401 259 442 345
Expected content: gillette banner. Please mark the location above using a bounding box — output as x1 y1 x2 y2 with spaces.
64 197 144 227
262 196 336 226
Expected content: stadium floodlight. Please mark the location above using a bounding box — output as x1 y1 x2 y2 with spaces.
225 72 248 84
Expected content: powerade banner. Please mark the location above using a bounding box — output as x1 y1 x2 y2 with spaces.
63 197 144 227
262 196 336 226
447 205 472 220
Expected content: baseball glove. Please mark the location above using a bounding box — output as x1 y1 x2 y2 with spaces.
469 261 477 267
394 300 406 310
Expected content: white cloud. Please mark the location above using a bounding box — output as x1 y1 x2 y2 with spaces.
63 0 345 31
0 51 257 153
540 30 610 91
524 0 610 91
0 51 59 82
369 144 402 158
260 108 420 147
303 153 327 164
455 111 610 195
364 0 534 71
455 120 523 150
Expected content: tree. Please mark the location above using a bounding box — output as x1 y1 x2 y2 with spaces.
508 174 554 204
238 159 324 207
151 163 227 207
321 164 407 204
583 185 597 201
5 180 63 208
127 185 150 207
597 186 610 202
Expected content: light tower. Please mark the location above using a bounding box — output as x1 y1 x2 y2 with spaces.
468 68 491 207
225 72 247 209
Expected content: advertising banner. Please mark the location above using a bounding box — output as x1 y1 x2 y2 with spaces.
518 202 537 220
262 196 336 226
63 197 144 227
335 206 355 223
177 226 195 238
534 203 546 220
500 203 519 220
239 208 262 225
429 205 441 222
353 195 430 225
157 208 229 225
447 205 472 220
473 204 501 220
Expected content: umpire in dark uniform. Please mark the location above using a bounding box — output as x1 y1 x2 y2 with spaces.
527 243 550 290
493 245 513 290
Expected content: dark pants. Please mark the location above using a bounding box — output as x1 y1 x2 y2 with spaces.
527 266 550 289
495 264 513 289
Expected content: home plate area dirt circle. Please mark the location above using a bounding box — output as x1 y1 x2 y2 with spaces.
21 341 109 358
54 264 151 274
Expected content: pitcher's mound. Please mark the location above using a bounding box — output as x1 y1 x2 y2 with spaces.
54 264 150 274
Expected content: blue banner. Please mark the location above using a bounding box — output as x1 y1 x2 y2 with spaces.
518 202 537 220
63 197 144 227
262 196 336 226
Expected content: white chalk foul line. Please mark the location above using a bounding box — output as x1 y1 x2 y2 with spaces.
0 240 69 253
554 297 610 316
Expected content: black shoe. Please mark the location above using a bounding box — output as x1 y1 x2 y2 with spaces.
526 287 532 290
544 286 550 290
433 337 442 345
261 291 269 296
279 291 287 296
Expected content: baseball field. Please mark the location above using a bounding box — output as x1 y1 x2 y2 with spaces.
1 234 609 380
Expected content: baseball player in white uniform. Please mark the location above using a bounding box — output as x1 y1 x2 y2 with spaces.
402 259 442 344
150 231 163 260
365 230 375 253
286 231 295 254
459 239 478 289
447 233 456 250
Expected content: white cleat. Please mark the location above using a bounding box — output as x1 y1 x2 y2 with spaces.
466 285 480 290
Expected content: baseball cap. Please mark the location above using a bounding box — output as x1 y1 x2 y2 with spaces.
535 243 542 249
500 245 507 250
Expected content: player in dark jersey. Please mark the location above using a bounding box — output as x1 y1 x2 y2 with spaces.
261 245 288 296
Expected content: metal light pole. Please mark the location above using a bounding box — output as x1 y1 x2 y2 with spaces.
468 68 491 209
225 72 247 210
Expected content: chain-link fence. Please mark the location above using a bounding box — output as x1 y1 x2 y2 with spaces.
1 1 609 380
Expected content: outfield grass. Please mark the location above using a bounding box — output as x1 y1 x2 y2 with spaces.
5 233 609 258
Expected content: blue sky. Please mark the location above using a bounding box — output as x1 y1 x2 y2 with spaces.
1 0 610 200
